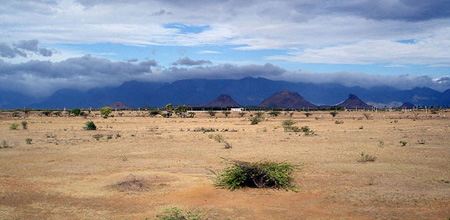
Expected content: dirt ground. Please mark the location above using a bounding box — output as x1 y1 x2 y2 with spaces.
1 110 449 219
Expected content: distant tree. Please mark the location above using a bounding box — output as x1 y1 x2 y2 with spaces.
268 111 281 117
330 111 338 117
222 111 231 118
238 112 247 117
304 112 313 117
208 110 216 117
71 108 81 116
165 103 174 118
100 107 112 117
188 112 196 118
175 105 188 118
149 110 160 117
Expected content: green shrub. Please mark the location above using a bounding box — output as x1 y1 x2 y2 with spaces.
304 112 313 117
25 138 32 144
188 112 196 118
92 134 103 141
9 123 19 130
71 108 81 116
0 140 12 149
215 160 298 191
335 120 344 124
84 121 97 130
399 141 408 147
330 111 338 117
156 207 207 220
21 121 28 130
363 113 373 120
358 152 377 162
249 116 262 125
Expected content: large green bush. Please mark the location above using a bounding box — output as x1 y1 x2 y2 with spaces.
215 160 298 191
84 121 97 130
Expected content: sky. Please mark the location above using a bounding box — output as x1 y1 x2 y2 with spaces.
0 0 450 97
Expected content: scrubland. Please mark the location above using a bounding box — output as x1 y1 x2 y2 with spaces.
0 110 449 219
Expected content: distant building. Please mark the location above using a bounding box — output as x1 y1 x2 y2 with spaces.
230 108 243 112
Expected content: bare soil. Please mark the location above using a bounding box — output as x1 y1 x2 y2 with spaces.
0 110 449 219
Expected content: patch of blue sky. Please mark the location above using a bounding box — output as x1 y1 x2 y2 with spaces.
163 23 211 34
396 39 417 44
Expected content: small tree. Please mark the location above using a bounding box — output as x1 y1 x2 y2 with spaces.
304 112 313 117
255 112 264 118
174 105 188 118
238 112 247 117
188 112 196 118
100 107 112 117
71 108 81 116
165 103 174 118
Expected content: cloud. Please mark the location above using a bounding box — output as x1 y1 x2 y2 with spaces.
151 9 172 16
198 50 220 54
172 57 212 66
0 55 155 97
0 40 54 58
1 56 449 98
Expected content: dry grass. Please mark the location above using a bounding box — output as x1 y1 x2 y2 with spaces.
0 110 449 219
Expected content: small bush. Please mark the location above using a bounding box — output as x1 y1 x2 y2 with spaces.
9 123 19 130
25 138 32 144
188 112 196 118
304 112 313 117
238 112 247 117
399 141 408 147
224 142 232 149
207 110 216 117
21 121 28 130
92 134 103 141
156 207 207 220
363 113 373 120
84 121 97 130
335 120 344 124
255 112 264 118
209 134 225 143
249 116 262 125
222 111 231 117
149 110 160 117
1 140 12 149
268 111 281 117
417 139 425 144
330 111 338 117
358 152 377 162
215 160 298 191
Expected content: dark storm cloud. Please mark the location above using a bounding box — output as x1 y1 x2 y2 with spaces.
0 40 54 58
0 55 155 96
172 57 212 66
164 63 285 80
328 0 450 22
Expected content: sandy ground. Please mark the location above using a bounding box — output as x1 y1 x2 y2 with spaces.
0 110 449 219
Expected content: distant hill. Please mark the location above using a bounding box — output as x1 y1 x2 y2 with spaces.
110 101 131 110
258 90 317 109
337 94 373 109
399 102 415 109
191 94 242 108
1 77 449 109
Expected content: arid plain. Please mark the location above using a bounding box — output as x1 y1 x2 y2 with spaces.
1 110 449 219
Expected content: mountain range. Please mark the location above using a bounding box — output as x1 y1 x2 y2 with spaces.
0 77 449 109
